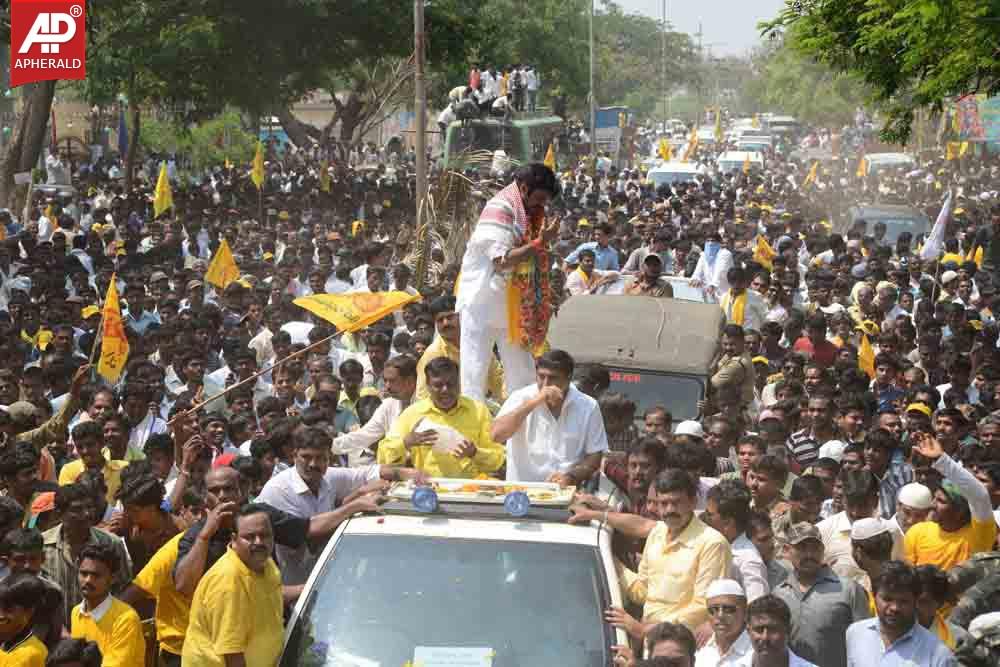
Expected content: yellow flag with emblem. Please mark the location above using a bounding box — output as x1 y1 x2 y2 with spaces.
859 333 876 380
97 276 129 382
802 161 819 189
204 239 241 289
251 140 265 189
294 291 422 333
153 162 173 218
543 143 556 171
753 235 777 271
658 139 673 161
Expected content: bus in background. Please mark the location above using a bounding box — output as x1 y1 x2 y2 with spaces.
441 113 564 171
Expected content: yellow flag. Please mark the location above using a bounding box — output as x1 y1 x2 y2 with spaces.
319 160 331 193
97 276 130 382
714 106 723 143
153 162 173 218
959 141 969 157
968 245 984 269
251 140 265 189
946 142 959 161
204 239 240 289
682 127 699 162
859 333 876 380
742 154 751 174
543 143 556 171
751 113 760 129
753 235 777 271
658 139 673 161
856 155 868 178
294 291 421 333
802 161 819 188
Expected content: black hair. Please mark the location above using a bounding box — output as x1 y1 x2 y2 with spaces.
428 295 456 317
0 571 46 611
842 469 879 506
77 541 121 573
707 479 752 533
71 420 103 443
54 483 93 512
425 356 459 380
0 527 43 555
536 349 575 378
116 461 165 507
750 454 788 484
514 163 560 197
385 354 418 378
864 427 897 452
631 437 668 471
144 433 175 459
872 560 922 598
914 564 953 604
45 638 103 667
645 621 696 660
747 594 791 630
235 502 273 530
0 442 39 477
652 469 697 499
789 475 825 502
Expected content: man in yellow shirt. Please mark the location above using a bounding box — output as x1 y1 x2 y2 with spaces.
904 433 997 571
121 533 190 667
69 542 146 667
379 357 505 478
415 296 504 402
570 469 732 637
182 504 284 667
58 422 127 506
0 573 49 666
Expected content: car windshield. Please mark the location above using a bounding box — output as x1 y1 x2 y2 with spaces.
447 123 511 157
607 368 704 422
650 171 697 187
282 534 611 667
864 217 927 244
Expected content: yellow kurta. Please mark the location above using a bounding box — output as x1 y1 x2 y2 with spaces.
58 459 128 505
620 516 732 632
903 517 997 572
415 335 505 402
70 597 146 667
0 634 47 667
132 533 192 657
181 548 283 667
377 396 505 478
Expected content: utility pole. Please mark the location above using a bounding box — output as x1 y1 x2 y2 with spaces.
696 20 704 124
589 0 596 158
414 0 427 230
661 0 667 121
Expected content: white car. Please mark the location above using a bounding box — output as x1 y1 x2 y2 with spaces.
648 161 706 188
280 490 626 667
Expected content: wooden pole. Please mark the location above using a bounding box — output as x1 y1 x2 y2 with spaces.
168 331 343 425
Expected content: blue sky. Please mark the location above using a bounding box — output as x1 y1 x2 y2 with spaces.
618 0 786 57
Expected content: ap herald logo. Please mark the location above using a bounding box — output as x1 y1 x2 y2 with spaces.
10 0 87 87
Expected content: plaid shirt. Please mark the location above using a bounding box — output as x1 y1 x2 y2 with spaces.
42 524 133 624
874 460 914 519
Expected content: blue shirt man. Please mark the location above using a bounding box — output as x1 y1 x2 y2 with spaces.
565 223 620 271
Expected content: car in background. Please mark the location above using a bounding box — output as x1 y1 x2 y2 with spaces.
280 490 623 667
847 203 931 244
766 115 802 137
736 135 773 154
862 152 917 174
717 150 765 175
647 161 706 188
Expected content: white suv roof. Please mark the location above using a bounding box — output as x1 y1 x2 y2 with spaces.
343 513 601 546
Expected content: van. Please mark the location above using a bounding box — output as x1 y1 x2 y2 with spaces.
548 296 723 422
717 150 764 174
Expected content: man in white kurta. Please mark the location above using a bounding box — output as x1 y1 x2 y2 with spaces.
455 164 559 402
491 350 607 485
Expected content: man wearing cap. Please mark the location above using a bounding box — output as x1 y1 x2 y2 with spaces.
892 482 934 536
621 254 674 298
904 432 997 571
845 561 954 667
622 229 673 276
773 521 871 667
849 517 896 614
694 580 751 667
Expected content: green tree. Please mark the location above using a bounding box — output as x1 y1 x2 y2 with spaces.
760 0 1000 142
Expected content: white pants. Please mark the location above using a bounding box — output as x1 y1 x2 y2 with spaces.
459 309 536 402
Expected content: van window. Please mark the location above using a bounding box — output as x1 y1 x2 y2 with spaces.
607 368 704 422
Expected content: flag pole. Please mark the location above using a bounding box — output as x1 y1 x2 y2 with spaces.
88 311 105 364
168 331 343 425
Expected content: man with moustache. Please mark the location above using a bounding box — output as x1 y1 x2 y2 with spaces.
746 595 817 667
456 163 560 401
694 579 752 667
845 561 954 666
181 505 284 667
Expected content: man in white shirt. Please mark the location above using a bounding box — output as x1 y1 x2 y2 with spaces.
491 349 606 485
333 355 416 465
565 248 620 296
525 65 539 111
704 481 769 602
695 579 752 667
256 427 419 585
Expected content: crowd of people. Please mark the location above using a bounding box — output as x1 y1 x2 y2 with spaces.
0 103 1000 667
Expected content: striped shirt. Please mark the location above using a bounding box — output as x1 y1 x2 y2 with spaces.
787 428 823 467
